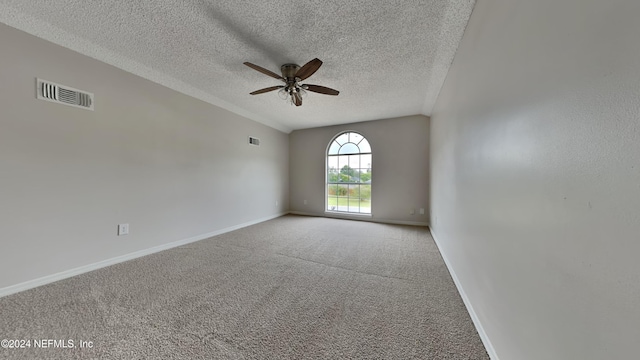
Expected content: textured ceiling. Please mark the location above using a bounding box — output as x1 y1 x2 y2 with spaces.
0 0 475 132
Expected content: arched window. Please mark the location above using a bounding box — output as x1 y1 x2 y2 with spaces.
326 131 372 214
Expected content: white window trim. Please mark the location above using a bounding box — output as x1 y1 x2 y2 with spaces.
325 131 372 216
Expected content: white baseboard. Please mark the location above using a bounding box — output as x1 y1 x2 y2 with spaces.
0 212 288 299
429 228 499 360
290 211 429 227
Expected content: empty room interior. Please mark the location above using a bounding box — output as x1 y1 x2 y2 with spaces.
1 0 639 359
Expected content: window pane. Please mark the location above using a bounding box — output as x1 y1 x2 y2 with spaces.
358 169 371 183
335 133 349 145
328 168 339 183
348 154 361 169
339 142 359 154
349 184 360 199
359 138 371 153
327 156 338 169
361 154 372 170
328 141 340 155
327 184 338 196
337 184 349 211
350 132 363 145
328 196 338 211
349 198 360 213
360 184 371 201
338 155 349 170
350 171 360 183
349 185 360 213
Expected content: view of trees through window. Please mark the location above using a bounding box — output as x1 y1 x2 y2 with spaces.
327 132 371 214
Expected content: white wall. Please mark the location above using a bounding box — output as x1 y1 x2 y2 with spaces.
0 23 289 291
289 115 429 225
430 0 640 359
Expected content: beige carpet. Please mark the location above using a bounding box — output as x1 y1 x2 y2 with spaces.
0 215 488 359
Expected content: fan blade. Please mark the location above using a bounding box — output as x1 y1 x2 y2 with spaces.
295 58 323 80
293 92 303 106
305 84 340 96
250 86 284 95
243 62 283 80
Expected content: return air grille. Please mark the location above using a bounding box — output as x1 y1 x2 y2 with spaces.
36 78 94 111
248 136 260 146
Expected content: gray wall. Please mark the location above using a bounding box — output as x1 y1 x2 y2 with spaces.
289 115 429 225
0 23 289 290
430 0 640 359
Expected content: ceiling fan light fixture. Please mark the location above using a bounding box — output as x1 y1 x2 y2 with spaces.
278 87 288 100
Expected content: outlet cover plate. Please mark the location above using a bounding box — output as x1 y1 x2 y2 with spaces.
118 224 129 236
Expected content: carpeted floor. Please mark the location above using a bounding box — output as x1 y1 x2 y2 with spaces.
0 215 489 359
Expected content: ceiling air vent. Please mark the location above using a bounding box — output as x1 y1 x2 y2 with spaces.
248 136 260 146
36 78 94 111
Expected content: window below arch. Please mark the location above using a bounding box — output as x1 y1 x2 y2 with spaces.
326 131 371 214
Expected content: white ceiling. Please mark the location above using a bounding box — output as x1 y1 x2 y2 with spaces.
0 0 475 133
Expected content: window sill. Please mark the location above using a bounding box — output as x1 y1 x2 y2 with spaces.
324 211 372 218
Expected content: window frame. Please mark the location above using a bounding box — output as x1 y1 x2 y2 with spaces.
325 131 372 216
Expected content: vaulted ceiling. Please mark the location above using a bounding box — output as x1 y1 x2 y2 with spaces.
0 0 475 132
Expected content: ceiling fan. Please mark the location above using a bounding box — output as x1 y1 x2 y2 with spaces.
243 58 339 107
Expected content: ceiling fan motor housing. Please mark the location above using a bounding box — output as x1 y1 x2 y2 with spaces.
281 64 300 80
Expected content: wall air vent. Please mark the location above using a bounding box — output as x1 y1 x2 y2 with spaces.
36 78 94 111
248 136 260 146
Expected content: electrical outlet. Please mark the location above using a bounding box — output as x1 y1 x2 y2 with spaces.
419 208 425 215
304 200 307 205
276 200 279 207
118 224 129 236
